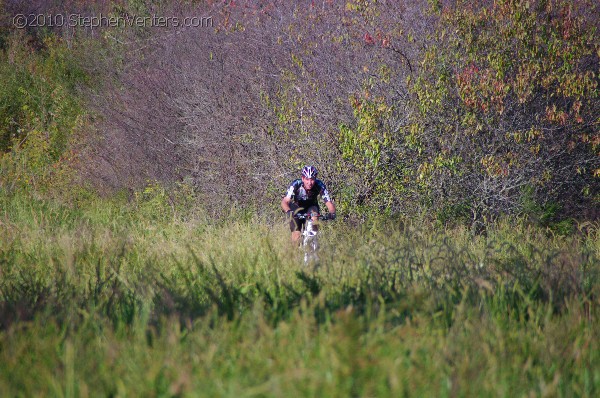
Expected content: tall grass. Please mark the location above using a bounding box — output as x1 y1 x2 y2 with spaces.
1 190 599 396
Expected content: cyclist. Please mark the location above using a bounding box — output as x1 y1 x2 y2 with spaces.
281 165 336 243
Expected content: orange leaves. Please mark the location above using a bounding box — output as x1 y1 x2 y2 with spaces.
455 64 507 114
514 62 540 104
558 71 597 100
455 64 479 108
480 154 511 177
581 134 600 151
545 105 568 126
572 101 584 124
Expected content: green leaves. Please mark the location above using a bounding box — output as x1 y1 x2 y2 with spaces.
336 91 404 212
0 31 88 195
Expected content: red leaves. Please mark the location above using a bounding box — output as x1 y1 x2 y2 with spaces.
363 31 390 47
560 4 574 40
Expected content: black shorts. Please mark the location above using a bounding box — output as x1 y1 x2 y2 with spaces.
289 204 320 232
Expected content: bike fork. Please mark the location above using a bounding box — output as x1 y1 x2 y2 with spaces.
302 220 319 266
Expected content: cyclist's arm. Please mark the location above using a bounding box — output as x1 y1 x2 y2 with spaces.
325 200 336 214
318 181 336 215
281 196 293 213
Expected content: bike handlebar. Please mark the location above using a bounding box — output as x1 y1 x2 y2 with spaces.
293 213 334 221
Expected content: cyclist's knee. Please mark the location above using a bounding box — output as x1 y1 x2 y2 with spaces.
291 231 301 242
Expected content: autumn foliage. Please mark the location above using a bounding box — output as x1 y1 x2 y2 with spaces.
407 0 599 226
0 0 598 225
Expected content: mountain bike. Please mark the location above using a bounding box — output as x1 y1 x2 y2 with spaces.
294 213 333 267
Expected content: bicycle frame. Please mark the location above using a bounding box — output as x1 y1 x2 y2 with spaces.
295 214 329 266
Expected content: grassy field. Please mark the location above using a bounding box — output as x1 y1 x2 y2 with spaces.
1 191 599 397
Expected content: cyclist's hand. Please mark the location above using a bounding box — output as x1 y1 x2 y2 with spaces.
326 213 336 220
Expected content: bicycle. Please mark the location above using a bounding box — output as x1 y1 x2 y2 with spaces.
294 213 333 267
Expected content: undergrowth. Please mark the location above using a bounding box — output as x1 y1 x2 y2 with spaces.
1 190 599 396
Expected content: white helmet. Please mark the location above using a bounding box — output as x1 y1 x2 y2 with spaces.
301 165 318 179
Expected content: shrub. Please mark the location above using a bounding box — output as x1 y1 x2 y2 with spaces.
0 29 89 196
405 0 599 224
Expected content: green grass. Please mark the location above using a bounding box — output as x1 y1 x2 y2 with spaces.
1 191 599 397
